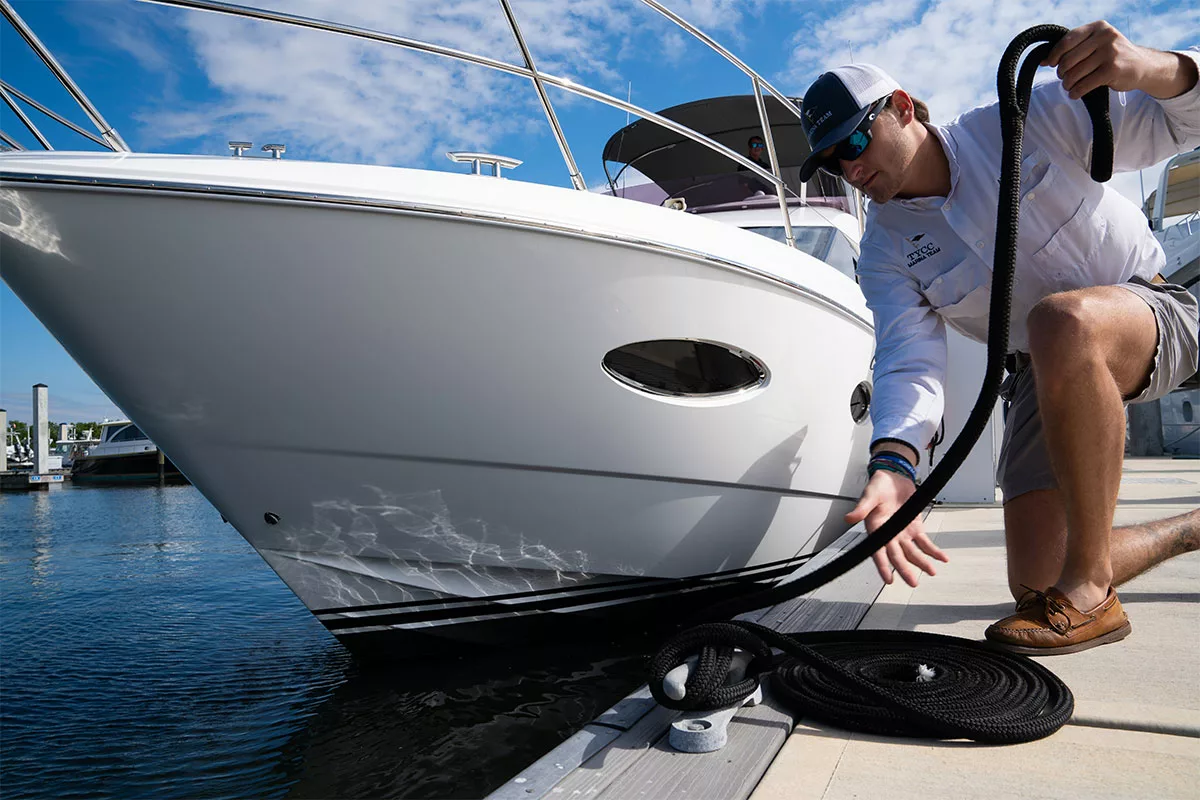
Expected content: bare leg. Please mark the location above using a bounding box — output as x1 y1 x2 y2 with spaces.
1004 489 1200 600
1025 285 1164 610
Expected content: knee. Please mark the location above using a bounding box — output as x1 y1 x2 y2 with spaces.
1027 292 1101 369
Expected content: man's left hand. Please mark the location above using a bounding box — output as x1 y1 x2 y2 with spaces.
1042 20 1197 100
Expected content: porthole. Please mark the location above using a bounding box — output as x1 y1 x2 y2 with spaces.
850 381 871 423
602 339 767 398
1184 401 1194 423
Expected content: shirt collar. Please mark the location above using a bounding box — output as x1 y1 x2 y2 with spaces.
890 123 959 211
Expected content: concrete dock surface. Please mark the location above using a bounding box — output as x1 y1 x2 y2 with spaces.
751 456 1200 800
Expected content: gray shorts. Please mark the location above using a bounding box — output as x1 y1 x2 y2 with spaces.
997 276 1199 501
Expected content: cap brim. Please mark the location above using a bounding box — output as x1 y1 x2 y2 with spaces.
798 104 874 182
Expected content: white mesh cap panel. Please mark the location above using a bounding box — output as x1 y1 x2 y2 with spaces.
831 63 902 106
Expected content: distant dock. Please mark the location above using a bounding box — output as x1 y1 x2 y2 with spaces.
0 469 70 491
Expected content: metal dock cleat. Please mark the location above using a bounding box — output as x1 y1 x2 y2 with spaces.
664 649 762 753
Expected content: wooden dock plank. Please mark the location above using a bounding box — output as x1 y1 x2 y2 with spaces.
590 696 793 800
488 687 662 800
549 703 681 797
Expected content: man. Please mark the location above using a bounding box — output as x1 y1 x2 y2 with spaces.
738 135 774 194
747 135 770 168
796 21 1200 654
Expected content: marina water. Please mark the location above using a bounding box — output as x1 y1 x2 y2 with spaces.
1 483 648 799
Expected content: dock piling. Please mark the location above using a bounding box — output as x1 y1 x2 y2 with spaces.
33 384 48 474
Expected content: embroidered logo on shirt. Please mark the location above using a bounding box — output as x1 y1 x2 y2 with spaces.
904 233 942 268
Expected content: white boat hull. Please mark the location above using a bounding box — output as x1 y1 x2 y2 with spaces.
1 155 875 656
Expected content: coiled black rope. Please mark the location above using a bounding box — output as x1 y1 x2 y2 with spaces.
647 25 1114 744
650 622 1074 744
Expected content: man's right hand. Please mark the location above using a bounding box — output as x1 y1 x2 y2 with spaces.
844 470 948 587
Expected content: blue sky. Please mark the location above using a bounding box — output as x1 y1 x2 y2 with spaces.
2 0 1195 422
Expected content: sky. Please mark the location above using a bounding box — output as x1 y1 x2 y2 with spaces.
1 0 1196 422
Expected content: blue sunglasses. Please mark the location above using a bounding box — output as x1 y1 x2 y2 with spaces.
819 97 888 177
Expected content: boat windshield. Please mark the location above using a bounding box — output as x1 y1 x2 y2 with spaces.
110 424 147 443
607 169 850 214
743 225 858 279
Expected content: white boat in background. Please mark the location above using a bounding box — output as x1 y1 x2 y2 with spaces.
1 0 878 657
70 420 187 484
1143 148 1199 457
6 429 34 469
1146 147 1200 289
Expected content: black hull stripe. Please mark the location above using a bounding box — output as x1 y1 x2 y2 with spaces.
312 550 816 616
331 576 768 636
320 560 801 630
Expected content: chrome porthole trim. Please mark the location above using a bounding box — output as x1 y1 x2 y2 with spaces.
601 338 769 399
850 381 871 424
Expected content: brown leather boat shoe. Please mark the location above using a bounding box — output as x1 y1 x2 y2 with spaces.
984 586 1131 656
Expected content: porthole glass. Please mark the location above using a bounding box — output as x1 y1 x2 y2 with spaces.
850 382 871 423
602 340 767 397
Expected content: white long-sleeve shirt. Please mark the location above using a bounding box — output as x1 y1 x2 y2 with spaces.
860 49 1200 454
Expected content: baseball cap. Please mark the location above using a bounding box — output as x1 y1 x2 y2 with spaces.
798 64 901 181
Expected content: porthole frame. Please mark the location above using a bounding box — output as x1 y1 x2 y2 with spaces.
850 381 872 424
601 338 770 400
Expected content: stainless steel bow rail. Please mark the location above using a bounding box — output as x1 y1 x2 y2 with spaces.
137 0 815 248
0 0 129 152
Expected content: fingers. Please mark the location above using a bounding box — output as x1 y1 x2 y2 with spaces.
844 495 871 526
1061 50 1112 99
912 530 950 563
1041 21 1139 98
898 536 940 580
869 524 948 588
871 549 894 585
1055 37 1099 80
1042 22 1096 68
882 538 922 587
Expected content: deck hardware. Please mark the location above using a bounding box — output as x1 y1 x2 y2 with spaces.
228 141 252 157
664 649 761 753
446 151 522 178
264 512 280 525
261 143 286 159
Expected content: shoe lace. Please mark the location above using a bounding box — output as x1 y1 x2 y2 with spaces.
1019 585 1072 633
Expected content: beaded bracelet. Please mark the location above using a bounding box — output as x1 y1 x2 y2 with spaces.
873 450 916 474
868 461 918 484
869 438 920 466
871 451 917 476
868 453 918 484
868 460 916 481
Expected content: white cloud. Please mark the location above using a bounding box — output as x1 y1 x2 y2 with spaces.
780 0 1199 206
